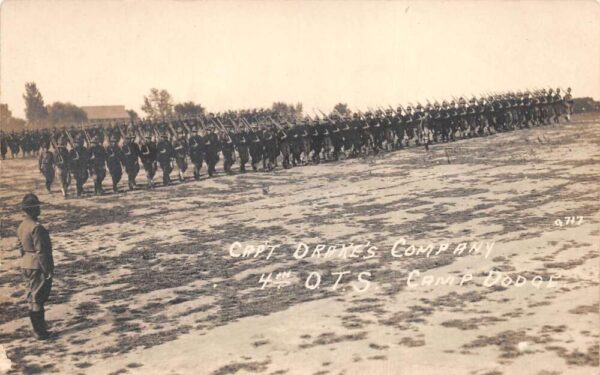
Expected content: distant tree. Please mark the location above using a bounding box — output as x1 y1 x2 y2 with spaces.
174 101 205 118
8 117 26 129
126 109 139 122
332 103 351 116
23 82 48 124
141 88 174 120
46 102 88 125
271 102 303 120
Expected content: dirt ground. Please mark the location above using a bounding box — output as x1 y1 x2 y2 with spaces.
0 114 598 375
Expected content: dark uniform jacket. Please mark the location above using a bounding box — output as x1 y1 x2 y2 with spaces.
17 217 54 273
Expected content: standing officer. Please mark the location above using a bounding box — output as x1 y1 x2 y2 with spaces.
17 193 54 340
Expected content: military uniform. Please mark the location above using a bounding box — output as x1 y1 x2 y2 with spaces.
17 194 54 340
89 138 108 195
70 139 89 197
122 135 141 190
106 138 125 193
38 148 55 193
156 135 175 186
139 136 158 188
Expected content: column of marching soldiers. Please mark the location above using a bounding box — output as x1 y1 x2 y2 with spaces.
0 88 574 198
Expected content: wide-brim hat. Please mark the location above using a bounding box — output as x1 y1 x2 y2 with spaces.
21 193 44 208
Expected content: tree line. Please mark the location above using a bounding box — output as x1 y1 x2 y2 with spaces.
6 81 354 130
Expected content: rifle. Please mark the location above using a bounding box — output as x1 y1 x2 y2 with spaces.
181 119 193 135
228 118 241 133
65 130 79 159
50 138 64 165
167 121 178 138
83 128 93 147
268 116 287 138
214 118 233 143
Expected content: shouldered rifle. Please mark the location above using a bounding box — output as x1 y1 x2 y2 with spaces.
50 138 64 165
83 129 93 147
268 116 287 137
65 129 80 160
214 118 233 143
168 121 178 138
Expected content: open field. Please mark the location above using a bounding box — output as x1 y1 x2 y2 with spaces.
0 114 599 375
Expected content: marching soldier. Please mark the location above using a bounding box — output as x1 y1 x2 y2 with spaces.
188 127 204 179
38 146 55 193
156 133 175 186
54 138 71 198
89 137 108 195
106 136 124 193
17 193 54 340
204 127 220 177
173 133 189 181
70 137 89 197
248 127 263 171
277 123 291 168
122 134 141 190
235 127 250 173
563 87 574 121
220 130 235 174
139 135 158 188
1 132 7 160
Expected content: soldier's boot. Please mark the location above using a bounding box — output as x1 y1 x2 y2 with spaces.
179 171 184 182
193 167 200 180
113 182 118 193
46 181 52 194
29 311 49 340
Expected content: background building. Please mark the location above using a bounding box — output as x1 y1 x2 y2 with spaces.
81 105 129 126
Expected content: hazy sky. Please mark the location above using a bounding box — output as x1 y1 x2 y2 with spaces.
1 0 599 119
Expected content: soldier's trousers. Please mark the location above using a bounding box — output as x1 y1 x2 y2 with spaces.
108 165 122 192
72 168 88 196
41 167 55 192
143 161 157 185
205 153 219 176
125 161 139 188
159 160 173 185
190 154 203 179
250 148 262 171
22 269 52 312
223 151 234 173
237 147 249 172
58 167 71 193
93 167 106 194
176 156 187 173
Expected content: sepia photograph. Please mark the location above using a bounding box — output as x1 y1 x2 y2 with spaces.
0 1 598 374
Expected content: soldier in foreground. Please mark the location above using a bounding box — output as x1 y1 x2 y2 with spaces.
17 193 54 340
